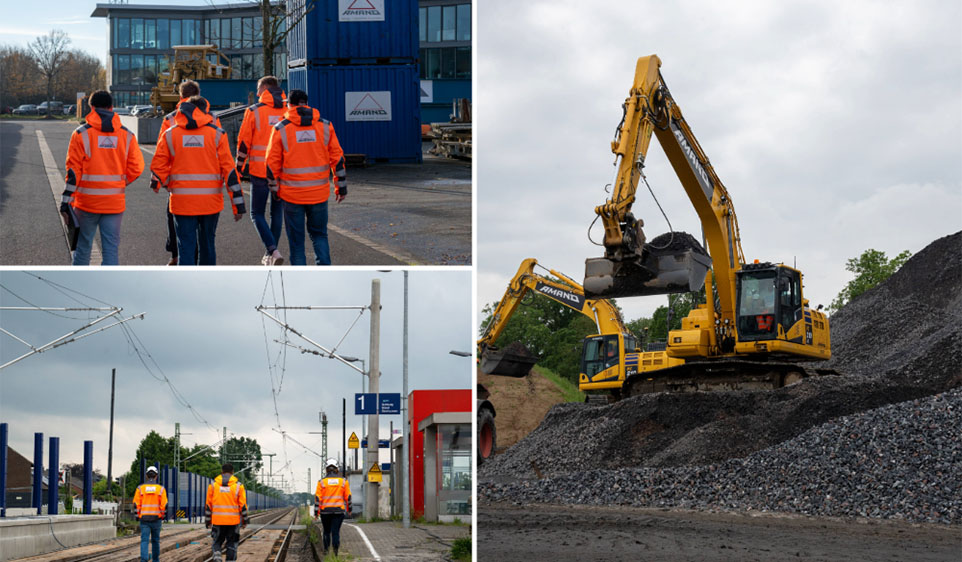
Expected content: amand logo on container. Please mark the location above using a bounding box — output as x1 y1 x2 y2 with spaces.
339 0 385 22
345 91 392 122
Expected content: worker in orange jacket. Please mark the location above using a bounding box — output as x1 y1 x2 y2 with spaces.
236 75 288 266
314 459 351 557
133 466 167 562
150 96 245 265
265 89 346 265
206 463 248 562
60 90 144 265
154 80 222 265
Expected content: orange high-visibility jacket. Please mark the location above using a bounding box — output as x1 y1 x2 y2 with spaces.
133 481 168 521
150 102 245 216
156 98 222 145
61 109 144 214
206 474 248 526
314 476 350 514
265 105 346 205
236 88 288 178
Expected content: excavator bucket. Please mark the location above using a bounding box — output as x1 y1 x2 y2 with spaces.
584 232 712 299
479 342 539 377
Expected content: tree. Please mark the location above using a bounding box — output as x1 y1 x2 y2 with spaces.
28 30 71 117
222 436 263 485
0 45 41 106
54 50 105 103
829 248 912 312
207 1 315 77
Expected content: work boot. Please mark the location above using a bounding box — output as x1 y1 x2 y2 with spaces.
333 547 338 557
269 249 284 266
260 254 270 266
166 257 177 266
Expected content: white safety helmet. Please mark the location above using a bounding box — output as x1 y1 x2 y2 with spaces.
325 458 338 470
146 466 158 474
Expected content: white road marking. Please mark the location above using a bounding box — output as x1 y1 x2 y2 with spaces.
344 523 381 561
140 144 155 154
36 129 102 264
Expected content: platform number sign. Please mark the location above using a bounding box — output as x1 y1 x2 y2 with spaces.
355 393 376 415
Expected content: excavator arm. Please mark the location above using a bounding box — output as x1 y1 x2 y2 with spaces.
479 258 629 377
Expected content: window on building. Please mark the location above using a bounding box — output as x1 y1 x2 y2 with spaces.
130 54 144 85
144 20 156 49
111 18 118 49
158 19 169 50
207 19 217 46
456 4 470 41
171 19 181 46
232 18 241 49
131 18 143 49
252 17 262 47
440 47 456 78
419 8 426 42
118 18 130 49
186 19 198 45
421 48 439 79
158 56 169 78
242 17 253 48
427 6 440 42
252 52 264 78
442 6 456 41
118 54 129 85
145 55 157 84
455 46 470 78
221 18 231 49
274 52 286 75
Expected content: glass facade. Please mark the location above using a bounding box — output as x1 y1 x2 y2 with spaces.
419 3 471 80
436 424 471 517
104 8 285 107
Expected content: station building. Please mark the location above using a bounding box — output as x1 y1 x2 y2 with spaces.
90 3 288 108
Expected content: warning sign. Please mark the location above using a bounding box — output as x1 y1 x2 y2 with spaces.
345 91 392 122
420 80 433 104
348 432 360 449
367 462 382 483
339 0 384 22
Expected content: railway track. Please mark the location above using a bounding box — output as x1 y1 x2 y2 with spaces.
12 508 296 562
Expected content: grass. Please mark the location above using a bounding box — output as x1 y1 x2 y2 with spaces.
535 365 585 402
451 537 471 561
297 507 320 544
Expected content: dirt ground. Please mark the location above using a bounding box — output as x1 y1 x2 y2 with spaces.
477 503 962 562
479 367 567 452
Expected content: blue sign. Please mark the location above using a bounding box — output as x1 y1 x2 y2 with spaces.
378 393 401 415
360 439 391 448
354 393 376 415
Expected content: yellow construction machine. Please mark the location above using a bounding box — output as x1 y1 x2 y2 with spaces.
477 258 683 462
582 54 833 396
149 45 233 112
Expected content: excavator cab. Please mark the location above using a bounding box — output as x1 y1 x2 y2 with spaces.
735 263 803 342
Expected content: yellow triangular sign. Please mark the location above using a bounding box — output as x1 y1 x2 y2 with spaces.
369 462 381 474
367 462 382 482
348 432 360 449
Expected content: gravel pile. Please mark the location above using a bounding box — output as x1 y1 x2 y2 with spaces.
481 231 962 523
480 388 962 524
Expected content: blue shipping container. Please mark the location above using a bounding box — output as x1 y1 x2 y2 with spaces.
196 79 288 109
288 0 418 64
290 64 421 163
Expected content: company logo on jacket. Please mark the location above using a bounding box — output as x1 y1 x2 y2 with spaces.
183 135 205 147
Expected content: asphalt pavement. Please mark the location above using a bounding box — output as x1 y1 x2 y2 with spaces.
0 120 471 266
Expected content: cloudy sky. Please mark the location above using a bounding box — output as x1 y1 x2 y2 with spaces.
0 269 473 495
476 0 962 324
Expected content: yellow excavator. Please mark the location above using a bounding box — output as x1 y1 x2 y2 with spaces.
581 54 833 396
149 45 233 112
477 257 683 462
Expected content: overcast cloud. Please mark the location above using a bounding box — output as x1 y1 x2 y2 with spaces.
0 269 472 494
477 0 962 324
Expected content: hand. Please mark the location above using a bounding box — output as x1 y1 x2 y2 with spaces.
149 178 160 193
60 211 70 226
335 193 345 203
234 213 243 222
271 191 280 203
205 521 211 529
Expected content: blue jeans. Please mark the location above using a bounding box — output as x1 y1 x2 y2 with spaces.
283 200 330 265
320 513 344 551
72 208 122 265
173 213 219 265
250 176 283 254
139 519 161 562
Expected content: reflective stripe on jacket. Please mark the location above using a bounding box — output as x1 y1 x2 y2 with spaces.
314 476 350 513
133 482 168 520
265 105 346 205
62 109 144 214
237 88 287 178
150 102 245 216
206 474 248 526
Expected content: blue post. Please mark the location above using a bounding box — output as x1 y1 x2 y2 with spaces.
83 441 93 515
48 437 59 515
0 423 8 518
187 472 192 521
33 433 43 515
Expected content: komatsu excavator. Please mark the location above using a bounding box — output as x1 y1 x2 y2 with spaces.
477 258 684 462
582 54 833 396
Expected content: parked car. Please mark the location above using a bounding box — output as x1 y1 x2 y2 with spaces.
131 105 153 116
37 101 64 115
13 104 38 115
113 107 132 115
64 104 77 115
